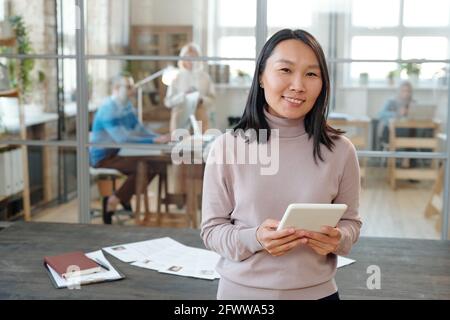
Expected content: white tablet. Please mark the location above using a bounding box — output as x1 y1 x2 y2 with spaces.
276 203 348 232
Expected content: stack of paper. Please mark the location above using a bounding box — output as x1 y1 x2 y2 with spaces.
103 237 220 280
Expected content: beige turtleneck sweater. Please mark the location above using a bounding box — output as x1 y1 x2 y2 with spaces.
200 108 362 299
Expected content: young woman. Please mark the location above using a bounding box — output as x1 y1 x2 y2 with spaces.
200 29 362 300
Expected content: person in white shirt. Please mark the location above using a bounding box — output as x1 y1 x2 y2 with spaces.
164 43 216 200
164 42 216 133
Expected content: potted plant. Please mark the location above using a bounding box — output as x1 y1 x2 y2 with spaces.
359 72 369 86
5 15 35 102
401 62 421 84
387 69 399 86
235 69 251 85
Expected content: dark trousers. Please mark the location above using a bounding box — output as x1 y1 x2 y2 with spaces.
319 291 340 301
95 155 164 204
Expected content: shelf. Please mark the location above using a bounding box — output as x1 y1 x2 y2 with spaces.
0 37 16 47
0 88 19 98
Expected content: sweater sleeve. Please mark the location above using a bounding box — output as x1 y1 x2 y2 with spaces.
200 135 264 262
332 141 362 256
164 77 185 109
200 74 216 109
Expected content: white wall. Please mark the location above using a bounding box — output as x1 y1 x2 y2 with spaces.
130 0 193 26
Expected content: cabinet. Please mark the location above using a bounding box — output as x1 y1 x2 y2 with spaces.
129 25 192 123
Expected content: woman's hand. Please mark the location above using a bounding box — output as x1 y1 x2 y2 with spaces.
256 219 306 257
302 226 342 256
154 134 171 144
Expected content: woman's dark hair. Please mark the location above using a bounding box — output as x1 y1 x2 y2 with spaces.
233 29 343 163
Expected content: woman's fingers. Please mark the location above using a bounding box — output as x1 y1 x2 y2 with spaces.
265 233 302 251
305 241 329 256
271 238 307 256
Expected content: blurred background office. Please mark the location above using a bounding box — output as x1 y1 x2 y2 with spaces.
0 0 448 240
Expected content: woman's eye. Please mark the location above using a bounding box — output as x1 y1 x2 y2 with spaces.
307 72 318 77
280 68 291 73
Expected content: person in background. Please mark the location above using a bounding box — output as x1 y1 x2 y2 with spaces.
201 29 361 300
377 80 415 148
164 42 216 133
377 80 430 169
164 43 216 201
90 72 170 224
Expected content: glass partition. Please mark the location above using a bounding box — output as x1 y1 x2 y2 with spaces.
359 156 443 239
0 58 77 142
0 145 78 223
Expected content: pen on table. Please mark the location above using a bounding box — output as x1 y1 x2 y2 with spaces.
94 258 110 271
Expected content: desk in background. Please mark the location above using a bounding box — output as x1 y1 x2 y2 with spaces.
118 143 206 228
0 222 449 299
388 119 441 189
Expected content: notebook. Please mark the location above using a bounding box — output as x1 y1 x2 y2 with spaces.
44 250 125 289
44 251 102 279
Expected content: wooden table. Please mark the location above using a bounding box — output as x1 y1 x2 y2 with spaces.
119 146 205 228
0 222 449 299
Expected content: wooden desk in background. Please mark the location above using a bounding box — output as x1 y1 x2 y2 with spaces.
0 222 449 299
119 146 205 228
388 119 441 189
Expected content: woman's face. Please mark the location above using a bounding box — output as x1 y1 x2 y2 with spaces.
260 39 323 119
180 48 199 70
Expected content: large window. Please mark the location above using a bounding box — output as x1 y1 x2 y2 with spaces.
208 0 256 82
348 0 450 84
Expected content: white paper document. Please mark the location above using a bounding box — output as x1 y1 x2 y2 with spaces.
140 245 221 280
337 256 356 268
118 148 163 157
103 237 183 263
46 250 123 289
104 237 220 280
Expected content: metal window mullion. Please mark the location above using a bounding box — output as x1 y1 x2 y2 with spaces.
255 0 267 58
0 53 76 59
441 64 450 240
0 140 77 147
329 11 338 111
85 54 255 61
356 151 446 159
329 58 450 64
75 0 90 224
398 0 405 60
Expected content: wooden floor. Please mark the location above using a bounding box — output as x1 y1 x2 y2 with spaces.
32 167 442 239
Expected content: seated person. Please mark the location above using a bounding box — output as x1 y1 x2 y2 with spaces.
377 80 433 168
377 80 415 147
90 72 170 224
